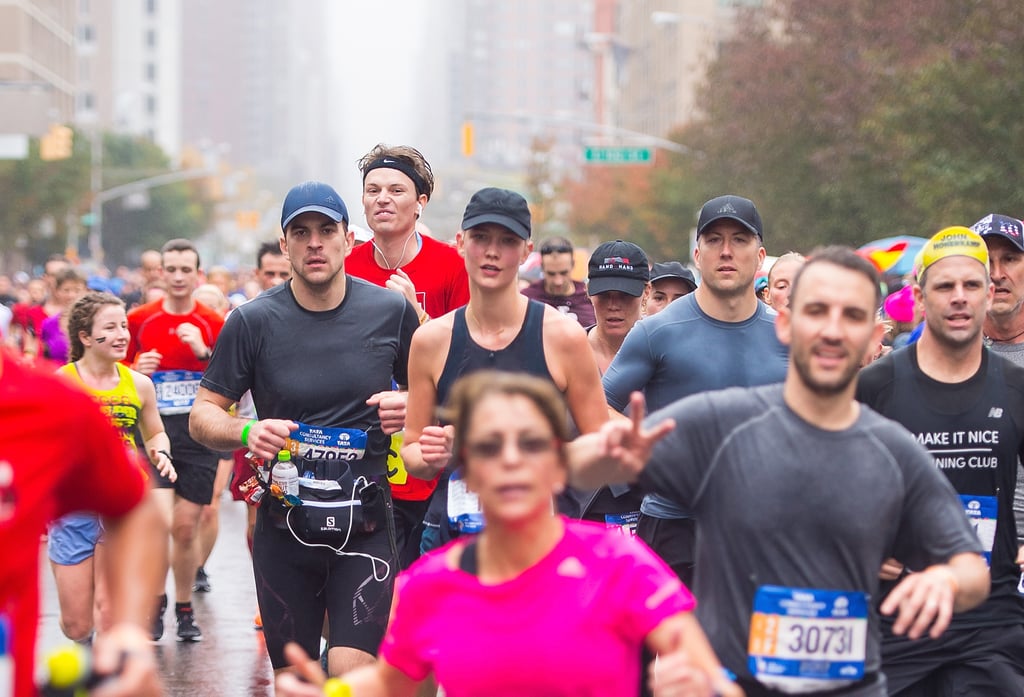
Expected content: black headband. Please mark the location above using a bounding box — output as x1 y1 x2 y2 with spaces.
362 157 429 198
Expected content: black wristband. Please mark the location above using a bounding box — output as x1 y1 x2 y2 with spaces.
158 449 173 462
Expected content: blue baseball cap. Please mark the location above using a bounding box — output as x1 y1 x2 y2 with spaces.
281 181 348 230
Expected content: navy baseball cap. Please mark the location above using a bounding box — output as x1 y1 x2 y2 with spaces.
461 187 531 240
696 194 763 239
281 181 349 230
971 213 1024 252
587 240 650 297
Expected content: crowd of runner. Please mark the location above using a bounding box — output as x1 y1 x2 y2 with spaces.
2 144 1023 697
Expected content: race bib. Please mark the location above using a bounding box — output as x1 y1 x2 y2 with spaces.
448 470 484 535
959 494 997 566
604 511 640 536
285 423 367 462
152 370 202 414
386 432 408 486
748 585 868 694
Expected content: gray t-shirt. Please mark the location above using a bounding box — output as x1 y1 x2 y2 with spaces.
201 277 419 476
603 294 789 518
638 384 981 693
986 341 1024 545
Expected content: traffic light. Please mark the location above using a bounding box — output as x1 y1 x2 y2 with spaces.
461 122 474 158
235 210 260 230
40 125 73 161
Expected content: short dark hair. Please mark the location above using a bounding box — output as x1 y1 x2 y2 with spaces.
791 246 881 309
539 237 574 256
53 267 87 289
256 241 283 269
160 238 201 269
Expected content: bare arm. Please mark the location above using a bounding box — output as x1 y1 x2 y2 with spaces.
400 324 453 480
549 315 609 434
189 386 296 460
93 490 167 696
879 552 989 640
274 643 420 697
133 371 174 481
567 391 676 490
647 612 742 697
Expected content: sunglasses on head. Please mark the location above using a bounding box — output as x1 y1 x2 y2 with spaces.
540 244 573 255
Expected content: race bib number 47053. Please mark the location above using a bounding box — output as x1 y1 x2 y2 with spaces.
285 422 367 462
748 585 868 694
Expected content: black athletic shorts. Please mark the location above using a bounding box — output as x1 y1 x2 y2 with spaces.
882 622 1024 696
391 496 430 570
252 489 398 669
162 413 219 505
636 514 696 587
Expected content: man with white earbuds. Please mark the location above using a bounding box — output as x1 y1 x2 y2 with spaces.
348 143 470 568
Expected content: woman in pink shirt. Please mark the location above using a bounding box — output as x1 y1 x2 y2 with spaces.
276 371 739 697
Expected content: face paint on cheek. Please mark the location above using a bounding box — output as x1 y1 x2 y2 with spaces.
94 337 106 343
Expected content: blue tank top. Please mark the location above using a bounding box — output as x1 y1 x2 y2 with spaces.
435 300 552 407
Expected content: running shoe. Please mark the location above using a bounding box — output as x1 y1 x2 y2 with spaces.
151 594 167 642
175 606 203 642
193 566 211 593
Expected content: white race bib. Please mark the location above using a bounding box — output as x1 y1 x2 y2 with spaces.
152 370 203 414
748 585 868 694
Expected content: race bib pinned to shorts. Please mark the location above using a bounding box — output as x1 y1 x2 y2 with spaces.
448 470 484 535
959 494 997 566
152 370 203 414
748 585 868 694
285 423 367 462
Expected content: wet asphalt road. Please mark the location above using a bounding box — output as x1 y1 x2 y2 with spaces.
37 499 275 696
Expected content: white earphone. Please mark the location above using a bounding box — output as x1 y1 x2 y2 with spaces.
416 203 423 216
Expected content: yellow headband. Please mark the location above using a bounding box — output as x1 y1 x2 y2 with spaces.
916 226 989 282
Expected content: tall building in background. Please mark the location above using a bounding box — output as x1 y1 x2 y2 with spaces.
617 0 759 138
75 0 181 157
179 0 334 187
0 0 76 135
452 0 596 175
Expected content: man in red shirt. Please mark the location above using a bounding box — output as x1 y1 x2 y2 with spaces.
126 238 224 642
347 144 470 567
0 348 164 697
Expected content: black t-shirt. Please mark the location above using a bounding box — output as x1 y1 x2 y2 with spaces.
857 344 1024 628
200 277 418 475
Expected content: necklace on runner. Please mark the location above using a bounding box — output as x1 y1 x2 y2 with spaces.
985 326 1024 346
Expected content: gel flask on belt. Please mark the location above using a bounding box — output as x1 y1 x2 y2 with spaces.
272 449 299 498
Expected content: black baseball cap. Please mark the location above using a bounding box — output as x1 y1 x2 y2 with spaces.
650 261 697 292
587 240 650 297
696 194 763 239
461 187 531 240
971 213 1024 252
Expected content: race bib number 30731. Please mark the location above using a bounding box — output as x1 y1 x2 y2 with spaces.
748 585 868 694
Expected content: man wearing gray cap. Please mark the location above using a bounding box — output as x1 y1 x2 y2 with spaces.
603 194 789 587
974 213 1024 606
190 181 419 677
